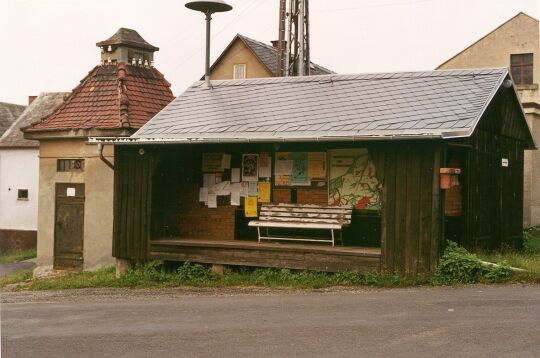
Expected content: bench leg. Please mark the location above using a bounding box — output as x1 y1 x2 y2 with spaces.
257 227 261 243
331 229 335 247
340 230 344 246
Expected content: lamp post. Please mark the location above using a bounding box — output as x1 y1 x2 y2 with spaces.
185 0 233 87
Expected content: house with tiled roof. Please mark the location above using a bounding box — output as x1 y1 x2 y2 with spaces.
209 33 333 80
23 28 174 274
437 12 540 228
0 93 67 252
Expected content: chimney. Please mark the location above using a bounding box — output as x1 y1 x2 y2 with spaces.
271 40 279 49
28 96 37 105
96 28 159 66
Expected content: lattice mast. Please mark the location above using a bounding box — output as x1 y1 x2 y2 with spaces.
277 0 310 77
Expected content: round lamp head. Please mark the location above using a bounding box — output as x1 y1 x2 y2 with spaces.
185 0 232 13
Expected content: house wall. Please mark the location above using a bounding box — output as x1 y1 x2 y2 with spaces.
437 12 540 227
210 39 272 80
35 139 115 272
0 148 39 251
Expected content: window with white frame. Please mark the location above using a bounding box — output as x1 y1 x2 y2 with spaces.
233 64 246 79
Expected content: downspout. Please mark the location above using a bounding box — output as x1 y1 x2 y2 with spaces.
98 143 114 170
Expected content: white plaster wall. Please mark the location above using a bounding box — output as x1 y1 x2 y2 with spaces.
0 148 39 230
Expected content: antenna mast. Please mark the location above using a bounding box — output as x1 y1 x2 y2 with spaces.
278 0 310 77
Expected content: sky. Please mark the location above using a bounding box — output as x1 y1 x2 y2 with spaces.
0 0 538 105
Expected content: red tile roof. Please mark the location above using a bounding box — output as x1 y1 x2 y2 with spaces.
25 63 173 133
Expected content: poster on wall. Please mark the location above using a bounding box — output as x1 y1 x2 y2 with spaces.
202 153 225 172
291 152 310 186
242 154 259 182
259 153 272 178
328 148 381 210
308 152 327 179
258 181 271 203
245 196 258 217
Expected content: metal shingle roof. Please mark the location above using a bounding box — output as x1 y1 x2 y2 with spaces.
132 68 509 142
238 34 334 76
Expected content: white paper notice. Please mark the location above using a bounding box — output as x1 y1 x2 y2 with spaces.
212 181 231 196
231 191 241 206
231 168 241 183
199 187 208 202
207 194 217 208
221 154 231 169
248 181 258 196
230 183 241 193
240 182 250 197
66 187 76 197
203 173 215 188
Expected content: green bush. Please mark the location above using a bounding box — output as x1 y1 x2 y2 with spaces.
431 241 513 285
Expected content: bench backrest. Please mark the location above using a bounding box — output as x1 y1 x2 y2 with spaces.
259 204 353 226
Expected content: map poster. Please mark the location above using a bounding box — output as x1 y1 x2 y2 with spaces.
202 153 224 172
245 196 258 217
242 154 259 182
308 152 327 179
328 148 381 210
291 152 310 186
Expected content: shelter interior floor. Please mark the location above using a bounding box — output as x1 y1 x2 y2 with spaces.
149 238 381 272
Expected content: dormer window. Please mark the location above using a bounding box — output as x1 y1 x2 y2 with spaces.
510 53 533 85
233 64 246 79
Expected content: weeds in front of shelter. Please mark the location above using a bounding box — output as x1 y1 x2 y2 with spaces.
3 227 540 291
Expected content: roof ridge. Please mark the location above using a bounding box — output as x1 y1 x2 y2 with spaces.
196 67 508 88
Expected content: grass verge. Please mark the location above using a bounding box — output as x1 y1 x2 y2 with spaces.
0 249 36 264
0 269 33 287
3 262 426 291
3 231 540 291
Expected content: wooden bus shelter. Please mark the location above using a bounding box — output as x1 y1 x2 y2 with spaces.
94 68 535 276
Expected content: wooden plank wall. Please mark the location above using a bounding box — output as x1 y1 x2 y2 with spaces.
113 146 156 261
381 141 443 275
467 88 527 250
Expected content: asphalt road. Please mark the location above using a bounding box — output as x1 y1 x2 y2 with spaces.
2 285 540 358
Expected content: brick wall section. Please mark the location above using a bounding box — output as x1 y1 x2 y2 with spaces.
177 182 236 240
176 184 329 240
273 188 291 203
444 155 463 216
297 188 328 205
445 186 462 216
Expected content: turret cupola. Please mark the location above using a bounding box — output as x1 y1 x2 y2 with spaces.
96 28 158 66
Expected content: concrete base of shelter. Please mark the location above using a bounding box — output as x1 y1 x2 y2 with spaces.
115 258 132 278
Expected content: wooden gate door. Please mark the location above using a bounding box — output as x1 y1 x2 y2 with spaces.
54 183 85 270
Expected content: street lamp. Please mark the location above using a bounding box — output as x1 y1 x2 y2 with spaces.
185 0 233 87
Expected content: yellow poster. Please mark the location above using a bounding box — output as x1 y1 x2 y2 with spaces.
245 196 258 217
258 181 271 203
308 152 327 179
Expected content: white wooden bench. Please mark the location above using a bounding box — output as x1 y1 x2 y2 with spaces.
248 204 353 247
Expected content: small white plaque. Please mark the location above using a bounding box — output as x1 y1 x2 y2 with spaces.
66 187 76 197
501 158 509 167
